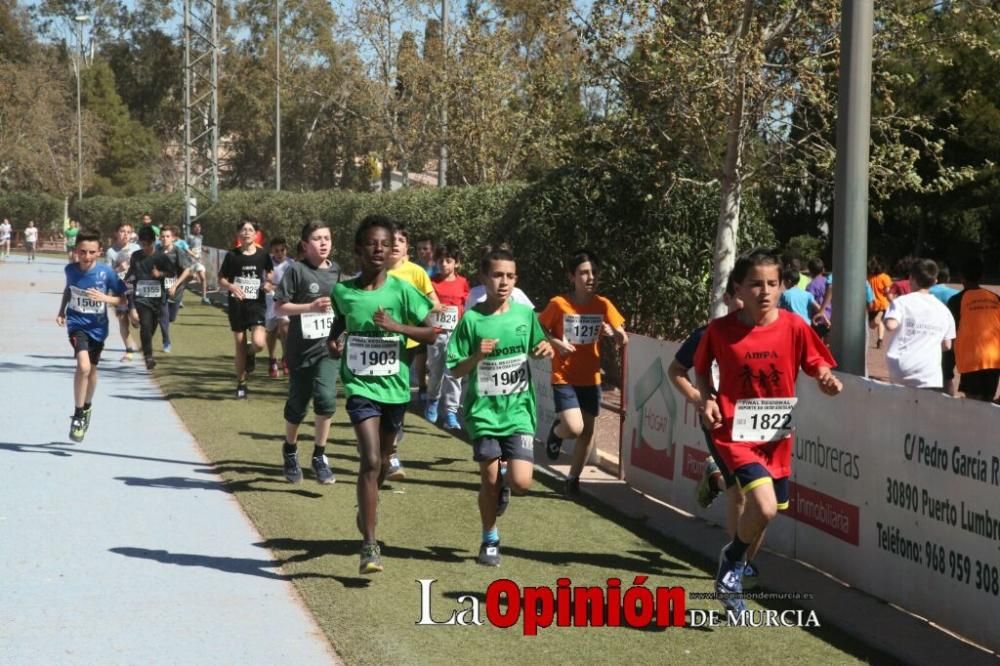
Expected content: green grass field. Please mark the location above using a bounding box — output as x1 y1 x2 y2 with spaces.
153 301 893 665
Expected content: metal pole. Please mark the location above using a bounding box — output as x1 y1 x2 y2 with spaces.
437 0 448 187
210 0 219 204
830 0 874 376
75 19 85 201
183 0 192 238
275 0 281 191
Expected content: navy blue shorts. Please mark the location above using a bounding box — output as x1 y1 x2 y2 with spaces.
345 396 405 434
552 384 602 417
734 463 789 510
473 433 534 463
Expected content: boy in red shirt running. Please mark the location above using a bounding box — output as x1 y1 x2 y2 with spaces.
426 242 470 428
694 248 842 614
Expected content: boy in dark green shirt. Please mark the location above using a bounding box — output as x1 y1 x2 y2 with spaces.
447 249 553 566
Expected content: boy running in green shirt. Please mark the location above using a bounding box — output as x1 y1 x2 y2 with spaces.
447 249 553 566
327 215 437 574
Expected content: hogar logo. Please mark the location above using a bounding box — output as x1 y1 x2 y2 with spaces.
629 358 677 480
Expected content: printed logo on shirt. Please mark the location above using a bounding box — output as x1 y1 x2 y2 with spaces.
515 324 528 336
745 351 778 360
490 343 527 357
309 282 319 294
739 364 785 391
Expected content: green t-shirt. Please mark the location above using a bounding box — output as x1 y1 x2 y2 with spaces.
331 274 432 404
64 225 79 248
446 302 546 440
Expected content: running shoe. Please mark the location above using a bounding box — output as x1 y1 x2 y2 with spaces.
564 476 581 499
443 412 461 430
282 358 289 376
545 420 562 461
359 542 384 574
235 383 248 400
283 450 302 483
312 454 335 485
268 359 279 379
742 561 760 590
69 416 86 443
696 456 723 508
385 455 406 481
246 352 256 374
477 541 501 567
82 406 92 430
120 350 134 363
145 357 156 370
715 545 747 614
424 399 439 425
163 343 172 353
201 296 211 305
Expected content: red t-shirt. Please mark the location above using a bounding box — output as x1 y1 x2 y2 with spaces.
693 309 836 478
431 274 470 313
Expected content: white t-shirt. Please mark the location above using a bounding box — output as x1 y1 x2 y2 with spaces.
0 222 10 241
464 285 534 311
885 292 956 388
24 227 38 243
265 257 295 320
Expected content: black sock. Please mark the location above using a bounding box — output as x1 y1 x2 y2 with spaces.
73 406 85 418
312 445 325 460
283 441 297 454
725 536 750 563
83 402 92 411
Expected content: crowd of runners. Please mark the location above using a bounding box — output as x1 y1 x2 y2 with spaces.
48 210 1000 613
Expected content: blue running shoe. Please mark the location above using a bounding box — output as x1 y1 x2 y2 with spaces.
742 561 760 590
444 412 461 430
715 545 747 614
424 399 439 424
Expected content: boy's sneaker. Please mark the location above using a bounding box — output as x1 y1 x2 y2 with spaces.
145 357 156 370
201 296 211 305
120 350 134 363
385 455 405 481
359 542 384 574
163 343 172 353
424 399 439 424
235 383 248 400
742 561 760 590
283 450 302 483
715 546 747 613
268 359 279 379
477 541 501 567
246 352 256 374
69 416 86 443
311 454 335 485
82 406 93 430
282 358 289 376
444 412 461 430
545 420 562 461
696 456 724 508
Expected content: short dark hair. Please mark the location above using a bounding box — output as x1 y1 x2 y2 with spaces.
782 266 800 286
480 249 515 275
567 249 600 275
75 228 101 246
434 241 463 263
299 221 330 243
137 226 157 243
960 256 984 283
415 235 434 245
114 221 132 231
936 262 950 283
731 248 782 285
909 258 938 289
894 255 914 278
355 214 396 248
394 221 409 241
867 256 884 276
807 258 825 276
269 236 287 249
725 274 736 297
236 219 259 233
162 224 180 237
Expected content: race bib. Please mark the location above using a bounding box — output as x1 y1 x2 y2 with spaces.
564 314 603 344
301 310 334 340
164 277 176 290
235 276 261 300
477 354 529 397
136 280 162 298
346 335 399 377
69 286 105 315
731 398 798 442
432 306 460 331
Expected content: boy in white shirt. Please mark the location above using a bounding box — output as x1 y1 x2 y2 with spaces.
884 259 956 390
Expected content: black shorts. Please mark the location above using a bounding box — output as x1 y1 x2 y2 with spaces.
283 358 338 424
227 299 266 332
867 309 884 323
701 427 736 488
959 369 1000 400
942 349 956 382
345 396 405 434
473 433 535 463
552 384 602 417
734 463 790 511
69 330 104 366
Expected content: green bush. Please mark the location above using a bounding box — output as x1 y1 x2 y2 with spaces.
0 192 66 235
68 179 773 338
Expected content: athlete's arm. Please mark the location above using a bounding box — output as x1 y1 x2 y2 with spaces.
56 287 70 326
169 267 193 298
884 317 900 331
450 338 497 379
276 297 331 317
372 308 437 344
694 371 723 429
814 366 843 396
668 359 701 404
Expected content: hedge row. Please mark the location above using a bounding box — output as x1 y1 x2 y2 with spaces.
69 175 773 338
0 192 65 232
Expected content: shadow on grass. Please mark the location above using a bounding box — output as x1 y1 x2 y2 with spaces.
498 545 695 577
259 537 470 565
114 475 326 499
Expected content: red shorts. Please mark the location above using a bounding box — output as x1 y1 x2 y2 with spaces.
709 435 792 482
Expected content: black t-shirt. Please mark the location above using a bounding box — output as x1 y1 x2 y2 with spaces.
275 259 343 368
220 247 273 305
161 245 193 304
125 249 172 309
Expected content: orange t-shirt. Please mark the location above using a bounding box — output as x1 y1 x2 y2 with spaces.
538 294 625 386
950 288 1000 374
867 273 892 312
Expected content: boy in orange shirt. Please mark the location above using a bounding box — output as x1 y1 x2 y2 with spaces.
539 250 627 497
867 257 893 349
947 257 1000 401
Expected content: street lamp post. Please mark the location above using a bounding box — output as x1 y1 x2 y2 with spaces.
74 15 90 202
275 0 281 191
